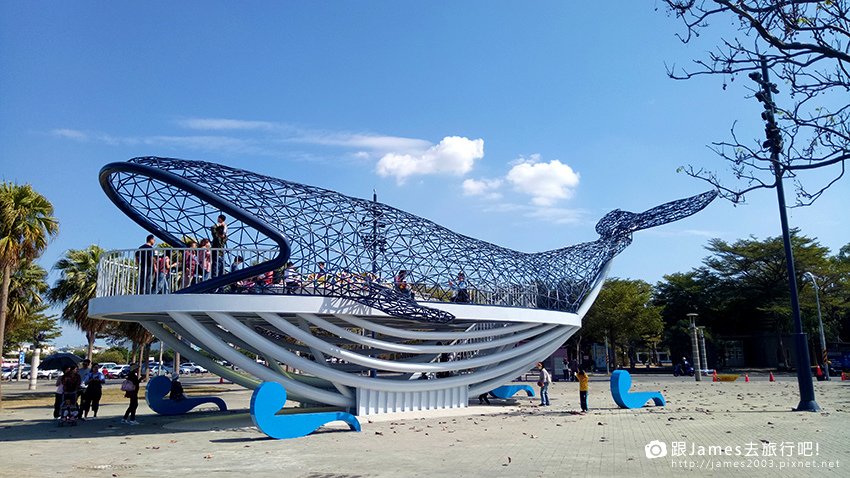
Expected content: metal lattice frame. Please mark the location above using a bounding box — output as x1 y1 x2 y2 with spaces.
99 157 717 322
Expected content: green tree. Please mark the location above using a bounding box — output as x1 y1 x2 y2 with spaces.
48 245 106 361
582 278 663 369
0 182 59 405
93 346 129 364
654 231 847 368
4 261 59 347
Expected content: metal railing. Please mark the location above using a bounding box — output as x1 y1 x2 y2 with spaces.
96 247 280 298
96 247 543 309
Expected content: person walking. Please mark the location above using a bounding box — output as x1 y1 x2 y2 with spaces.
537 361 551 406
122 366 141 425
82 362 106 419
576 368 589 414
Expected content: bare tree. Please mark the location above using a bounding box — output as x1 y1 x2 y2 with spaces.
663 0 849 205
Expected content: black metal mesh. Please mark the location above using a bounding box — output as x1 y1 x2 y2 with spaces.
102 156 716 320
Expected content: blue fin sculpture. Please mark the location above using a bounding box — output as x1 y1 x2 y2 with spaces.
489 384 536 399
145 375 228 416
610 370 665 409
250 381 361 440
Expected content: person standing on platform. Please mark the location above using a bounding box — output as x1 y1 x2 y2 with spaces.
135 234 156 294
211 214 228 279
537 361 551 406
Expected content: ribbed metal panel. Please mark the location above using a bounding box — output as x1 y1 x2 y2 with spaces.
356 385 468 415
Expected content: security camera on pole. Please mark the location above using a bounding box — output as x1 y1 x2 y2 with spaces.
749 57 819 412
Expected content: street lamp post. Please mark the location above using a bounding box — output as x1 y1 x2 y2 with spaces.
803 272 829 381
750 57 820 411
688 313 701 382
698 326 708 375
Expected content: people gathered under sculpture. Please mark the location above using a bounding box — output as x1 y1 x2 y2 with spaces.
448 271 469 303
394 270 414 298
135 234 156 294
198 238 212 281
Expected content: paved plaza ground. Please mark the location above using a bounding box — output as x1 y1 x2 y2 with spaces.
0 373 847 477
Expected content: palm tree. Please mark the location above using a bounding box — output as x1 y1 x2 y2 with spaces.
0 182 58 405
4 261 52 343
48 245 106 360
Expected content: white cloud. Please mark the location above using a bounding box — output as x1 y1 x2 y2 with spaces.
527 206 586 224
176 118 277 131
462 178 502 199
506 155 580 206
376 136 484 183
51 129 89 141
298 133 431 154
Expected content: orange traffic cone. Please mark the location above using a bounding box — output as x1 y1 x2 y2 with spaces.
816 365 823 379
745 374 750 383
712 370 719 382
842 372 847 381
219 376 225 384
769 371 775 382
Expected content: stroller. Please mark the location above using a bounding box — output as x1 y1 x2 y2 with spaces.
58 393 80 427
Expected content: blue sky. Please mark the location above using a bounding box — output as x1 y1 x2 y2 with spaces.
1 2 847 347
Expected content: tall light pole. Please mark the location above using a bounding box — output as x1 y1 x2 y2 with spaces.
803 272 829 381
698 327 708 374
688 313 701 381
750 58 819 411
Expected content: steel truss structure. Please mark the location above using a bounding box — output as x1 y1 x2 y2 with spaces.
99 157 716 322
92 157 716 413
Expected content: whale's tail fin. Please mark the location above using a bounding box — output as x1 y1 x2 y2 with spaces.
595 190 717 238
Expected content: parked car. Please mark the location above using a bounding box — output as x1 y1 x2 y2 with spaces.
105 365 127 378
37 367 62 379
117 365 131 378
1 367 13 380
17 365 32 379
149 364 173 376
180 362 208 374
98 362 118 374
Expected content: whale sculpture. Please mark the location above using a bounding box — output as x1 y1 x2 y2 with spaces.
98 157 716 323
90 157 716 413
